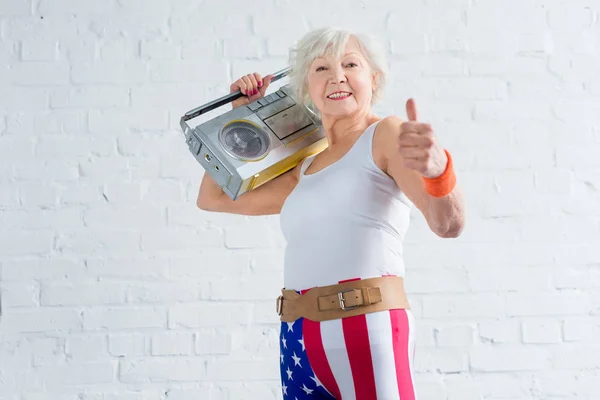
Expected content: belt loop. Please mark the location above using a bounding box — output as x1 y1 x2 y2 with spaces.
362 287 371 305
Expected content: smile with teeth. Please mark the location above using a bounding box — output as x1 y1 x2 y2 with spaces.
327 92 352 99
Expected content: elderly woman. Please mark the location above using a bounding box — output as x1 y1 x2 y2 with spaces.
197 27 465 400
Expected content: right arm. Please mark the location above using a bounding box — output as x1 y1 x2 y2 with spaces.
196 162 304 216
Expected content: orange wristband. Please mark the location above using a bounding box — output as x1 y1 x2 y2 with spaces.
422 149 456 198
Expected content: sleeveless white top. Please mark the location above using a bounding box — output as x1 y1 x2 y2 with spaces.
279 120 413 291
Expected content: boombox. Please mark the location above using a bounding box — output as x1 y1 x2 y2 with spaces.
180 67 328 200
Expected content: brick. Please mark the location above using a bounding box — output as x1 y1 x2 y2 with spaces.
435 324 475 346
478 320 521 344
71 61 148 84
422 293 506 319
2 309 81 333
168 250 250 279
470 345 552 372
0 258 85 281
205 358 278 381
208 274 281 301
9 61 69 85
0 282 38 307
20 39 57 61
563 316 600 342
82 206 166 229
406 267 469 293
195 330 232 355
0 0 30 16
552 344 600 369
14 160 79 181
127 281 202 304
0 231 54 257
140 227 222 252
82 307 167 331
55 229 141 254
150 332 194 356
66 334 108 361
50 86 130 109
108 334 146 357
521 319 562 343
224 223 278 249
2 209 83 230
86 257 169 280
169 302 253 328
41 282 127 306
119 357 207 382
38 362 115 388
413 346 469 373
548 5 594 30
88 109 169 133
506 292 592 317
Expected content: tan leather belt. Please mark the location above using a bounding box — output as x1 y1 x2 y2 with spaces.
276 276 410 322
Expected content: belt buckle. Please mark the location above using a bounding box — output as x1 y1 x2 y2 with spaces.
276 295 284 316
338 289 360 311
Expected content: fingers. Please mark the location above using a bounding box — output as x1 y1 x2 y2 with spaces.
400 121 433 135
399 132 434 149
231 72 272 97
406 98 418 121
399 147 431 160
260 74 274 93
241 75 255 96
247 73 259 94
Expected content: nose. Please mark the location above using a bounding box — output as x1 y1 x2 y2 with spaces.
327 64 347 84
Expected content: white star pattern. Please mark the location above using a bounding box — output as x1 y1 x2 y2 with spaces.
291 351 302 367
279 317 335 399
310 372 325 388
301 384 314 395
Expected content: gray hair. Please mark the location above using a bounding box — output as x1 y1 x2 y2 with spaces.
287 27 389 117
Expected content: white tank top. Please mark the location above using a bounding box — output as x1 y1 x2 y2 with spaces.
279 120 413 291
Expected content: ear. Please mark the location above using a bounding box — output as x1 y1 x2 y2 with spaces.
371 72 378 92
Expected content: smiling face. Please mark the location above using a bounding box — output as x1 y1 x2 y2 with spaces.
306 36 377 118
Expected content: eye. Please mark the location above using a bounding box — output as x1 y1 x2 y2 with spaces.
316 66 326 72
347 62 358 67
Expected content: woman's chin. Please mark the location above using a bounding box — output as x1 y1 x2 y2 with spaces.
325 104 360 117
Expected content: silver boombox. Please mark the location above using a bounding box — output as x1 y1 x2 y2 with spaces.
180 67 328 200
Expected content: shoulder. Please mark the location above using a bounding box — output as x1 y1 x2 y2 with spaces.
372 115 405 173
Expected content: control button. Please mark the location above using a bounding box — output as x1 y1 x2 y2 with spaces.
187 135 201 155
248 101 262 111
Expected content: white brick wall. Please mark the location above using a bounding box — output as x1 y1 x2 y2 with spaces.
0 0 599 398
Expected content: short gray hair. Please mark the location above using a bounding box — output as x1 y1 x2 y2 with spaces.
287 27 389 117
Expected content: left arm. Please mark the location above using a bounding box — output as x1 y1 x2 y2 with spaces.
377 110 466 238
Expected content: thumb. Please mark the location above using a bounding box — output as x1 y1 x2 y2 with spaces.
260 74 275 93
406 98 418 121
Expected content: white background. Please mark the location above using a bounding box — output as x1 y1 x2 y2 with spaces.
1 0 599 399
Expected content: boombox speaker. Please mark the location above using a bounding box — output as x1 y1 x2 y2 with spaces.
180 67 328 200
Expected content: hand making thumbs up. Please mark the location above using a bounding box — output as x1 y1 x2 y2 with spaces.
398 98 448 179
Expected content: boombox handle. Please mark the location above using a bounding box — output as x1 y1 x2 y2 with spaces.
180 66 292 135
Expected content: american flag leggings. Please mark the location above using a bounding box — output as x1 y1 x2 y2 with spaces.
279 285 417 400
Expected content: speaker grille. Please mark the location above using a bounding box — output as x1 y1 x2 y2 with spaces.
219 121 270 161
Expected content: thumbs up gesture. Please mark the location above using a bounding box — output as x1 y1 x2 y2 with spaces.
398 98 448 179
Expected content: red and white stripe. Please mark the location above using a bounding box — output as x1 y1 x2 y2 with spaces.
301 278 417 400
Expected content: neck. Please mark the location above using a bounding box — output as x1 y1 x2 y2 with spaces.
319 109 379 147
